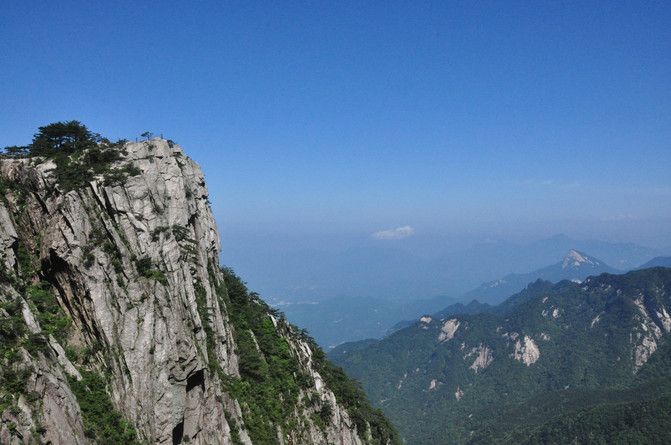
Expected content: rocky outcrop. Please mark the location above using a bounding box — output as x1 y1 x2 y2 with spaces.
466 345 493 372
437 319 460 342
632 297 664 369
511 335 540 366
0 139 396 444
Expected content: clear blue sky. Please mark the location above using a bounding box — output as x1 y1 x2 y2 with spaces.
1 1 670 246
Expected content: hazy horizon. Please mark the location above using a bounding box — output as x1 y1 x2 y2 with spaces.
220 227 669 302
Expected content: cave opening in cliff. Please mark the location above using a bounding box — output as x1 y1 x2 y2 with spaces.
186 368 206 393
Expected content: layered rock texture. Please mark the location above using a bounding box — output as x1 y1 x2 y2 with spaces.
0 138 398 445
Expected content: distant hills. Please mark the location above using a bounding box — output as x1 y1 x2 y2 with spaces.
330 267 671 444
239 232 667 349
382 249 618 336
458 249 619 305
638 256 671 269
281 248 661 348
227 233 665 302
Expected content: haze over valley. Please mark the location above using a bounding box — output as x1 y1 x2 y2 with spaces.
224 233 669 347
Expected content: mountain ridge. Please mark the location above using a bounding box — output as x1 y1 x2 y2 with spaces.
638 256 671 269
384 249 615 336
282 249 624 348
330 267 671 444
458 249 618 305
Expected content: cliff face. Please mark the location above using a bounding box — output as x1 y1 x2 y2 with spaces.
0 139 397 444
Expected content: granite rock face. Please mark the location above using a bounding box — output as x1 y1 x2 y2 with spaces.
0 140 389 444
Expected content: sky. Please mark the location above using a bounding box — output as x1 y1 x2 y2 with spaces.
1 1 671 254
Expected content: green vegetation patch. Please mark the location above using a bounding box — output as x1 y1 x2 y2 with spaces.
135 255 168 286
1 121 139 191
26 281 71 344
68 369 139 444
521 394 671 445
219 267 400 444
309 344 400 444
0 295 30 413
219 267 305 442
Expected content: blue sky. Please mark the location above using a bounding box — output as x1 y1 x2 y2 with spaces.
1 1 670 247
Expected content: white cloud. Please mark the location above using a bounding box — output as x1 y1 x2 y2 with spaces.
372 225 416 240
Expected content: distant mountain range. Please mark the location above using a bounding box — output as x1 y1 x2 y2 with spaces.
386 249 619 335
281 249 659 348
638 256 671 269
226 233 666 302
458 249 619 305
330 267 671 444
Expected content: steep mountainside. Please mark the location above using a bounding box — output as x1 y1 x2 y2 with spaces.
0 124 398 445
331 267 671 444
458 249 618 305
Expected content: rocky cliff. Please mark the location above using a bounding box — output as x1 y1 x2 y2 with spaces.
0 132 398 445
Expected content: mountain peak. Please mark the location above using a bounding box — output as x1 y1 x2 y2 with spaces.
562 249 598 269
